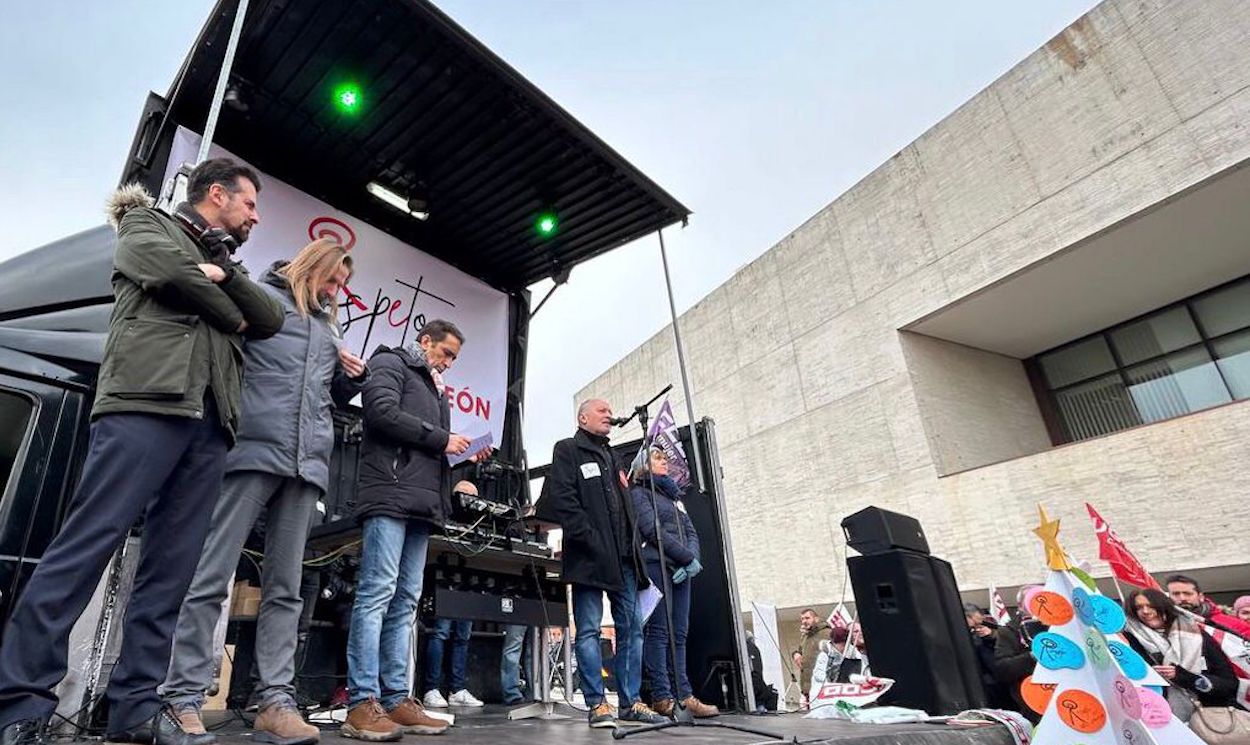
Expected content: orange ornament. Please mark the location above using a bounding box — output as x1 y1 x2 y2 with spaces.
1029 591 1075 626
1055 689 1107 734
1020 676 1057 715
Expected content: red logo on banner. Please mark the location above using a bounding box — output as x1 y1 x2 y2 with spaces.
308 216 357 250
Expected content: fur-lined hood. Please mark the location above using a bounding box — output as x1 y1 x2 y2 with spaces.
105 183 155 229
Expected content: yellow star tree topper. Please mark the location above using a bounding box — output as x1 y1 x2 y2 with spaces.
1033 504 1072 571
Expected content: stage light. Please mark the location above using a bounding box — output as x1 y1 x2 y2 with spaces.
334 83 362 113
536 211 559 237
367 181 429 220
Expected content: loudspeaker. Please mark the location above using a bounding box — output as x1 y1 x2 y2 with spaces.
846 550 986 714
841 506 929 555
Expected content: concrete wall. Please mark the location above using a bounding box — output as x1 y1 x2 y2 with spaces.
576 0 1250 612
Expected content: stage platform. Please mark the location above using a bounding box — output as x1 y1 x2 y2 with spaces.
167 706 1018 745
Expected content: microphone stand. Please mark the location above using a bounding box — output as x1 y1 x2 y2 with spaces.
612 389 786 742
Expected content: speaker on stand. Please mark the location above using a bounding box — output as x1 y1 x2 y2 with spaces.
840 507 986 714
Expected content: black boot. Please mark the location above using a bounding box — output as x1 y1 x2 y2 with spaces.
0 719 43 745
105 706 217 745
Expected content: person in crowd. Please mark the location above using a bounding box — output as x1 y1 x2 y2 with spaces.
342 320 479 741
537 400 666 728
0 160 284 745
964 603 1011 710
793 609 830 702
630 447 719 719
814 627 851 684
500 625 530 706
422 618 482 708
159 239 366 745
845 624 870 677
1166 574 1250 638
1235 596 1250 625
1123 588 1241 721
745 632 778 713
993 585 1045 721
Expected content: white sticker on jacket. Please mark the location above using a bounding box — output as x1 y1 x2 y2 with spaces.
675 500 688 514
580 462 601 479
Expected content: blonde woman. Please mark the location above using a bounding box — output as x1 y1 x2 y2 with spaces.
160 239 370 745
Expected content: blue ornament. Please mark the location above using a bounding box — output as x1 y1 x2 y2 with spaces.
1089 594 1127 634
1032 631 1086 670
1073 588 1097 625
1108 640 1149 680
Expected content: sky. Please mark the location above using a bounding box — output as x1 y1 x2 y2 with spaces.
0 0 1097 465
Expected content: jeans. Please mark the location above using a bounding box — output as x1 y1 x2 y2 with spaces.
571 566 642 708
642 560 692 701
0 408 227 733
423 619 472 693
346 517 431 708
500 625 528 703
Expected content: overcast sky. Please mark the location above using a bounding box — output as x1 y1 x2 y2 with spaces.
1 1 1096 464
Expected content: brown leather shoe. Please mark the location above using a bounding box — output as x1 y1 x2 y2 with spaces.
341 698 402 742
254 701 319 745
651 699 675 718
386 698 447 736
681 696 720 718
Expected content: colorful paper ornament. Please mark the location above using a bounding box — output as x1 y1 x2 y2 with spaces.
1030 590 1075 626
1025 504 1206 745
1021 675 1057 714
1033 631 1085 669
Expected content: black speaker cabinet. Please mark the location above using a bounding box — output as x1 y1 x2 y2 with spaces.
846 550 986 714
841 506 930 555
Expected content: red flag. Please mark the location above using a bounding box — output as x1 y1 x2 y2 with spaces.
1085 503 1162 590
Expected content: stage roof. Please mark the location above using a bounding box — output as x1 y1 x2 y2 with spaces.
153 0 690 292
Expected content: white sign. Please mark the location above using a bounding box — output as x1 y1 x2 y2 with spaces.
808 675 894 710
165 127 510 444
749 602 789 710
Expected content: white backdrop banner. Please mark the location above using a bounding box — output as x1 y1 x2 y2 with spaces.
165 127 510 443
749 602 788 709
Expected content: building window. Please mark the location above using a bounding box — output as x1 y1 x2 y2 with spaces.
1031 276 1250 443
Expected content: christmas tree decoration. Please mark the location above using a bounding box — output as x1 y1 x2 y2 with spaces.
1025 505 1205 745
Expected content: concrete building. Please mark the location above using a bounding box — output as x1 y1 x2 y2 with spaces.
577 0 1250 637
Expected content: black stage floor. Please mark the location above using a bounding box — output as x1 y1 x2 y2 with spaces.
180 706 1017 745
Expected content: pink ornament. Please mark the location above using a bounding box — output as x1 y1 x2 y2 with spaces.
1112 674 1141 719
1138 688 1170 728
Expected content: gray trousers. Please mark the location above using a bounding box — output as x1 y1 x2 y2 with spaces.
160 471 319 710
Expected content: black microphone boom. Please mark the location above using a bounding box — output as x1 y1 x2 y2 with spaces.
608 416 632 427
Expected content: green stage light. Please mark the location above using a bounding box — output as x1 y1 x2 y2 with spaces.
536 212 558 237
334 83 362 113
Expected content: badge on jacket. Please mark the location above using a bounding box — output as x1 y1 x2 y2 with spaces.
580 462 601 479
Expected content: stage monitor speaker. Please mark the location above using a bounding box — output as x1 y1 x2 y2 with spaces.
846 550 986 714
841 506 929 555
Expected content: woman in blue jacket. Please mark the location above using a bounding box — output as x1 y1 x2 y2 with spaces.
630 448 719 719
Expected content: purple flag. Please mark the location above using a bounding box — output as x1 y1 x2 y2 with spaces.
646 400 691 489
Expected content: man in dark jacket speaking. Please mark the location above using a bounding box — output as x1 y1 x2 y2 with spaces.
0 159 284 745
540 400 666 728
342 320 472 742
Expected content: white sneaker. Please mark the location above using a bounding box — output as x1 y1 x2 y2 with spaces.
423 689 449 709
448 689 484 707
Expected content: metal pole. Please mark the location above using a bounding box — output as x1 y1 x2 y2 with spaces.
196 0 250 164
656 228 706 492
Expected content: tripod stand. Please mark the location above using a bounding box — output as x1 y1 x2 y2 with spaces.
611 388 786 742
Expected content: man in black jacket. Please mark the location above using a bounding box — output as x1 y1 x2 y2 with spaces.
541 400 666 728
341 320 471 742
0 159 284 745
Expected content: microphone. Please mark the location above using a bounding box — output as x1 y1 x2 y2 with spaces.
608 416 632 427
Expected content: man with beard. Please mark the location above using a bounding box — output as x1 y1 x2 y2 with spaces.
1166 574 1250 638
0 159 284 745
793 609 829 703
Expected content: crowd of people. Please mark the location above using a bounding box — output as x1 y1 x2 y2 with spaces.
0 159 719 745
963 575 1250 726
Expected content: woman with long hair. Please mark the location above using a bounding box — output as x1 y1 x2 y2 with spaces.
629 448 719 719
160 239 373 745
1122 588 1241 721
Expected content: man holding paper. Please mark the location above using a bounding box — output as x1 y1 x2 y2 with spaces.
342 320 481 741
539 400 667 729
